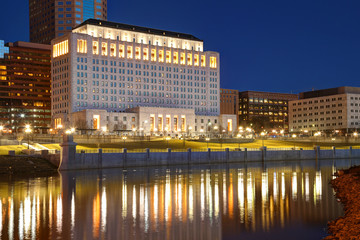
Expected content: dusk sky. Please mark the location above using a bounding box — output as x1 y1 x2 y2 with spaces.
1 0 360 94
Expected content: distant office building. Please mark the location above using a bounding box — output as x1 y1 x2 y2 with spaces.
0 41 51 133
0 40 9 58
29 0 107 44
289 86 360 134
220 88 238 122
51 19 236 135
238 91 298 131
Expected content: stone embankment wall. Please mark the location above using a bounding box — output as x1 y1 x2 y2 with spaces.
58 136 360 171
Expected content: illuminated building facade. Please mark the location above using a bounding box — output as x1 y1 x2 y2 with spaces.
289 86 360 134
0 41 51 133
220 88 239 124
238 91 298 131
29 0 107 44
51 19 231 135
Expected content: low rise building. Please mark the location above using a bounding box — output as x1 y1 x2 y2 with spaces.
289 86 360 135
238 91 298 131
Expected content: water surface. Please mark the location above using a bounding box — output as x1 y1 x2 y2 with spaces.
0 159 356 239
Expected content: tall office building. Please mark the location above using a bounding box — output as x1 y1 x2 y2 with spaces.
0 41 51 133
29 0 107 44
51 19 235 135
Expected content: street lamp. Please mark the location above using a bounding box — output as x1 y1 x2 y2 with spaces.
166 136 171 148
25 126 32 149
292 134 297 149
122 136 127 148
205 137 210 148
260 131 266 147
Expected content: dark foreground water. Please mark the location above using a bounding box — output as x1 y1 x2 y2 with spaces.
0 159 357 240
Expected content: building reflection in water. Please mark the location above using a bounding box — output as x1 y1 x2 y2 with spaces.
0 159 355 239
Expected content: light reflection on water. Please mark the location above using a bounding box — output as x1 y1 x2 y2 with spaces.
0 159 356 240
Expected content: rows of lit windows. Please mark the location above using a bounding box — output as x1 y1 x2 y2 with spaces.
53 40 69 58
76 40 217 68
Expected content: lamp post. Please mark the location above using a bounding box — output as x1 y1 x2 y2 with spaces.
260 131 266 147
292 134 297 150
122 136 127 148
166 136 171 148
205 137 210 149
25 125 32 149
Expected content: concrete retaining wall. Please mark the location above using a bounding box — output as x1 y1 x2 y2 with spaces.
58 139 360 170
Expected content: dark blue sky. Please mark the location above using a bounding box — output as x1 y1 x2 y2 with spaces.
1 0 360 94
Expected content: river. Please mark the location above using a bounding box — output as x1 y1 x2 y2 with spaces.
0 159 357 239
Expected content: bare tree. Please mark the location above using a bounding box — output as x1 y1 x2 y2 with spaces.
17 135 24 145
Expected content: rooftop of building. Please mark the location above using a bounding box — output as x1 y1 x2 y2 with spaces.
239 90 298 99
299 86 360 99
6 41 51 50
74 18 203 42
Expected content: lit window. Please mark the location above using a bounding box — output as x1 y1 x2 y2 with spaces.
143 48 149 61
201 55 206 67
166 50 171 63
173 52 178 64
77 39 87 53
210 56 217 68
127 46 133 59
194 54 199 66
101 42 108 56
110 43 116 57
187 53 192 66
135 47 141 60
180 52 185 65
159 50 164 63
119 45 125 58
93 41 99 55
53 40 69 58
151 49 156 61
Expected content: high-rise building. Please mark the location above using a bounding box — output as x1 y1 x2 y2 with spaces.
0 41 51 133
51 19 235 135
29 0 107 44
238 91 298 131
289 86 360 135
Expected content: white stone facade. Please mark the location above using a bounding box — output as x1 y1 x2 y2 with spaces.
50 19 237 135
70 107 236 136
51 20 220 127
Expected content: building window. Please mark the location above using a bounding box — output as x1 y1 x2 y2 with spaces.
110 43 116 57
210 56 217 68
135 47 141 60
158 50 164 63
119 45 125 58
151 49 156 61
187 53 192 66
166 50 171 63
173 52 178 64
143 48 149 61
194 54 199 66
127 46 133 59
180 52 185 65
93 41 99 55
201 55 206 67
101 42 108 56
77 39 87 53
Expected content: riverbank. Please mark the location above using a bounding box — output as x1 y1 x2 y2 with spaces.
0 155 58 178
325 166 360 239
